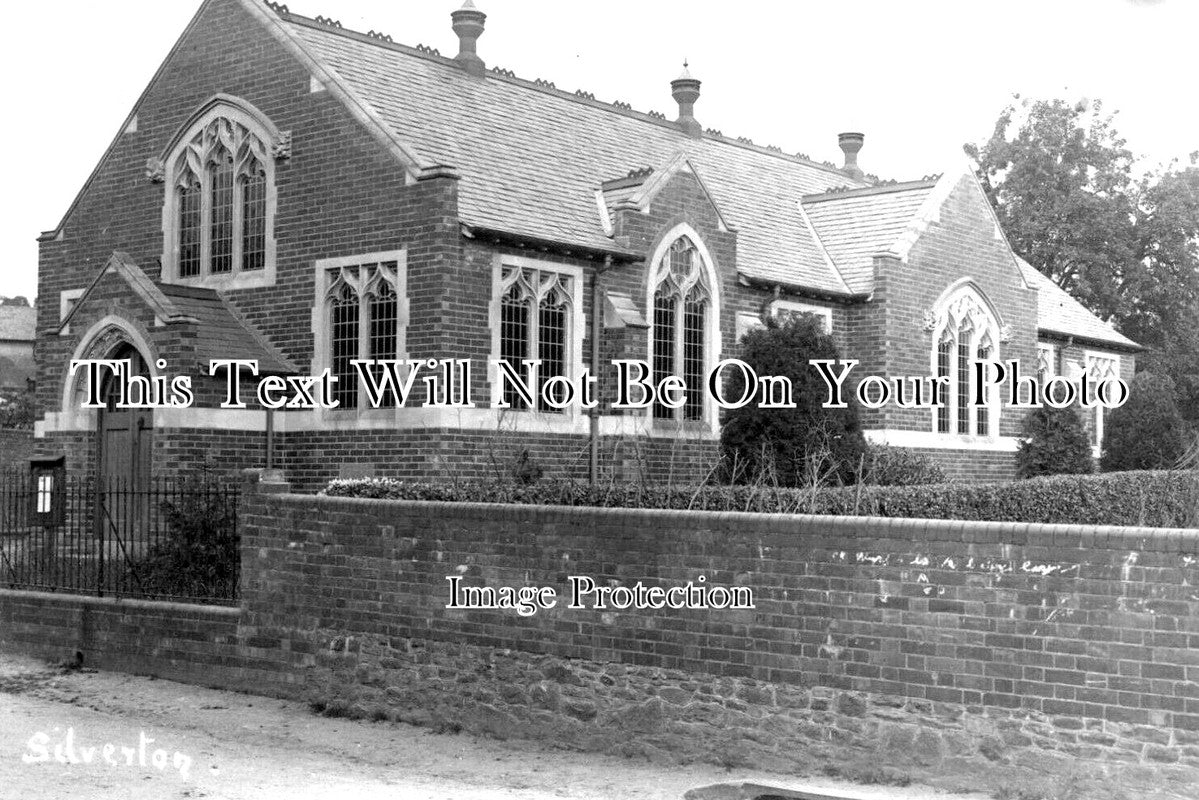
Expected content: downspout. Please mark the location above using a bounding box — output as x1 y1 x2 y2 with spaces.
590 255 613 486
758 284 781 323
265 407 275 470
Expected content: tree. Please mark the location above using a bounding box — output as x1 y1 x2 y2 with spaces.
1101 372 1188 472
720 314 866 486
1123 162 1199 421
1016 405 1093 479
969 98 1199 422
966 97 1138 320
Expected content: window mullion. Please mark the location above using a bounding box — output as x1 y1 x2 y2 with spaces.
232 176 244 274
673 294 684 423
359 282 370 410
528 295 539 407
200 168 212 276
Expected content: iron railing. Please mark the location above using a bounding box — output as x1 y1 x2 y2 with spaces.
0 469 239 605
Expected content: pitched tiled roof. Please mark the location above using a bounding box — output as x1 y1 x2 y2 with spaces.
158 285 297 373
1014 258 1138 350
282 16 867 295
0 305 36 342
801 182 936 294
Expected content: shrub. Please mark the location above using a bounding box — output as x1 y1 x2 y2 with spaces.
0 386 35 429
138 476 239 600
323 469 1199 528
1016 405 1093 478
720 314 865 486
1101 371 1189 472
860 444 946 486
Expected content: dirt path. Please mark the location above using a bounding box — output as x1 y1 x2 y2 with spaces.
0 652 991 800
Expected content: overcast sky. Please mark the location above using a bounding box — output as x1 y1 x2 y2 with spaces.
3 0 1196 303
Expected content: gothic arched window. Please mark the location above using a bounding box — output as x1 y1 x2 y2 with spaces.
930 285 1001 437
650 236 712 424
324 261 401 410
497 264 574 412
160 99 284 286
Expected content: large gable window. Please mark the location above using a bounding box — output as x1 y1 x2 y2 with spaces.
158 97 286 289
648 233 717 427
930 284 1001 437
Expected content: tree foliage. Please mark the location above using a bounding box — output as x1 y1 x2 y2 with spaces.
1016 405 1093 479
720 314 866 487
968 98 1199 421
1101 372 1189 472
0 386 35 429
966 97 1138 319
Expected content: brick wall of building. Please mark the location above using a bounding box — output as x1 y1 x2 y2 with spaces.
4 474 1197 781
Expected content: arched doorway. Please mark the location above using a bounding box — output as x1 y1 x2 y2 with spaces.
97 343 153 530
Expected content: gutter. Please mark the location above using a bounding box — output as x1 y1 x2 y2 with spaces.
738 274 868 304
463 224 641 263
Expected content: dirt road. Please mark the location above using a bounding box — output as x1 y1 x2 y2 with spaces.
0 652 992 800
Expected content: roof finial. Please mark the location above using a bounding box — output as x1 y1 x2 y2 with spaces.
451 1 487 76
838 132 865 180
671 60 702 138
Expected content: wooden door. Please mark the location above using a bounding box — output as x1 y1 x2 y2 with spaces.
97 346 153 536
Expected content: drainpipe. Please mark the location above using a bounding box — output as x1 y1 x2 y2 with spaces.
590 255 613 486
265 407 275 470
758 284 781 324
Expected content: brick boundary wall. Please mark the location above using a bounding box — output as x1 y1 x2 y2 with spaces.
3 470 1199 784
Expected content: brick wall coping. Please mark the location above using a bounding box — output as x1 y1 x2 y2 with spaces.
0 588 241 619
263 492 1199 553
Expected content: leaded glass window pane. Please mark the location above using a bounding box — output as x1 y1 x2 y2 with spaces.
241 162 266 271
210 153 235 274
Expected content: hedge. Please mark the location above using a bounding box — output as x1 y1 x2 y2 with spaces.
323 470 1199 529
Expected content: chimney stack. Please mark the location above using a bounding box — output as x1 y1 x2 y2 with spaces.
838 132 865 179
671 62 702 138
451 0 486 76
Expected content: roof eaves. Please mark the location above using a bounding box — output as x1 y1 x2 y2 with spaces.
801 178 939 205
738 273 869 303
1038 327 1142 353
463 224 642 262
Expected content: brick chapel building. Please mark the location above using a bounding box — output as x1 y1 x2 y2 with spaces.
32 0 1138 491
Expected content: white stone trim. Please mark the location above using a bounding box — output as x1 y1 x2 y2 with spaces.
487 253 586 420
35 405 682 438
866 429 1020 452
57 289 85 336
